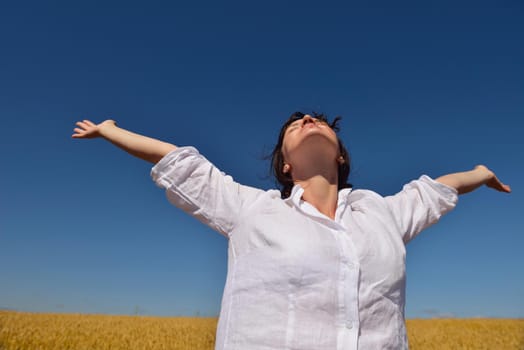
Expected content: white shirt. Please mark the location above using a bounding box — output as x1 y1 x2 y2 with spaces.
151 147 458 350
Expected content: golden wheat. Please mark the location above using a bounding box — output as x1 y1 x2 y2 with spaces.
0 311 216 350
406 318 524 350
1 311 523 349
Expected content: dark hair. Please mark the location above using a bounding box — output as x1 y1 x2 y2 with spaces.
269 111 352 199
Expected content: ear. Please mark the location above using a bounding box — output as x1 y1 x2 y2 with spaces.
337 156 345 165
283 163 291 174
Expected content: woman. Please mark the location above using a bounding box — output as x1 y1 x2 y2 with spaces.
72 113 510 350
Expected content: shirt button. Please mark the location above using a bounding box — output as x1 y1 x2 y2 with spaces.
346 321 353 329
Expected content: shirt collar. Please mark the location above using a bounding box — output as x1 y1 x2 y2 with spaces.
284 184 305 207
284 184 353 208
337 187 353 207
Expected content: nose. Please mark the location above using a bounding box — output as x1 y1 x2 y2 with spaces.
302 115 315 125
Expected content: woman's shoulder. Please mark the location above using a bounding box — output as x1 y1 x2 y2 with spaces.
348 187 384 201
346 188 388 212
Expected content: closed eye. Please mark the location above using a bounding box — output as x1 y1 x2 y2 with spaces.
287 125 299 133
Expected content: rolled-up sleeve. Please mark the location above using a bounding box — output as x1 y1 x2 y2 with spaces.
151 146 259 238
384 175 459 244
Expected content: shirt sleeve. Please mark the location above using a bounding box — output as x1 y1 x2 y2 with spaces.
150 146 261 238
384 175 459 244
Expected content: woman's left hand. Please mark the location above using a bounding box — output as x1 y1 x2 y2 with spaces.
476 165 512 193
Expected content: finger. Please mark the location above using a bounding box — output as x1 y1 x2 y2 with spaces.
495 177 511 193
76 121 90 129
493 181 511 193
84 120 96 126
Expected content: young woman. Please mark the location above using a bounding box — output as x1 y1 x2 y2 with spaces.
72 113 510 350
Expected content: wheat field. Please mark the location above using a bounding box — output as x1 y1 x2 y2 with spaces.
1 311 523 349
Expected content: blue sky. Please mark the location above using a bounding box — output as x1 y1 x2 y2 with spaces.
1 0 522 318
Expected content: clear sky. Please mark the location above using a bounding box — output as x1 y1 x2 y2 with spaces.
1 0 522 319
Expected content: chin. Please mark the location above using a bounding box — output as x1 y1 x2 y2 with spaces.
292 134 339 159
302 132 338 148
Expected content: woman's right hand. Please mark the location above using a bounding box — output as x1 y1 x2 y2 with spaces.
72 119 116 139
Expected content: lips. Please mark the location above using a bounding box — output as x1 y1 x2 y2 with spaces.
303 122 318 130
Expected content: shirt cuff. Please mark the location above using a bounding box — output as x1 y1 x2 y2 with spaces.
419 174 459 205
150 146 200 189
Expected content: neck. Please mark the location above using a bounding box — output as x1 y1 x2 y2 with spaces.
286 145 340 219
294 175 339 220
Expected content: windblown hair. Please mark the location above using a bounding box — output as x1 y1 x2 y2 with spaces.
269 111 352 199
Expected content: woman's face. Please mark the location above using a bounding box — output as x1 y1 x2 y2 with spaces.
281 114 339 171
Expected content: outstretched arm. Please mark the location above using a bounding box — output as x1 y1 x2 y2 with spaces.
435 165 511 195
72 119 177 164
